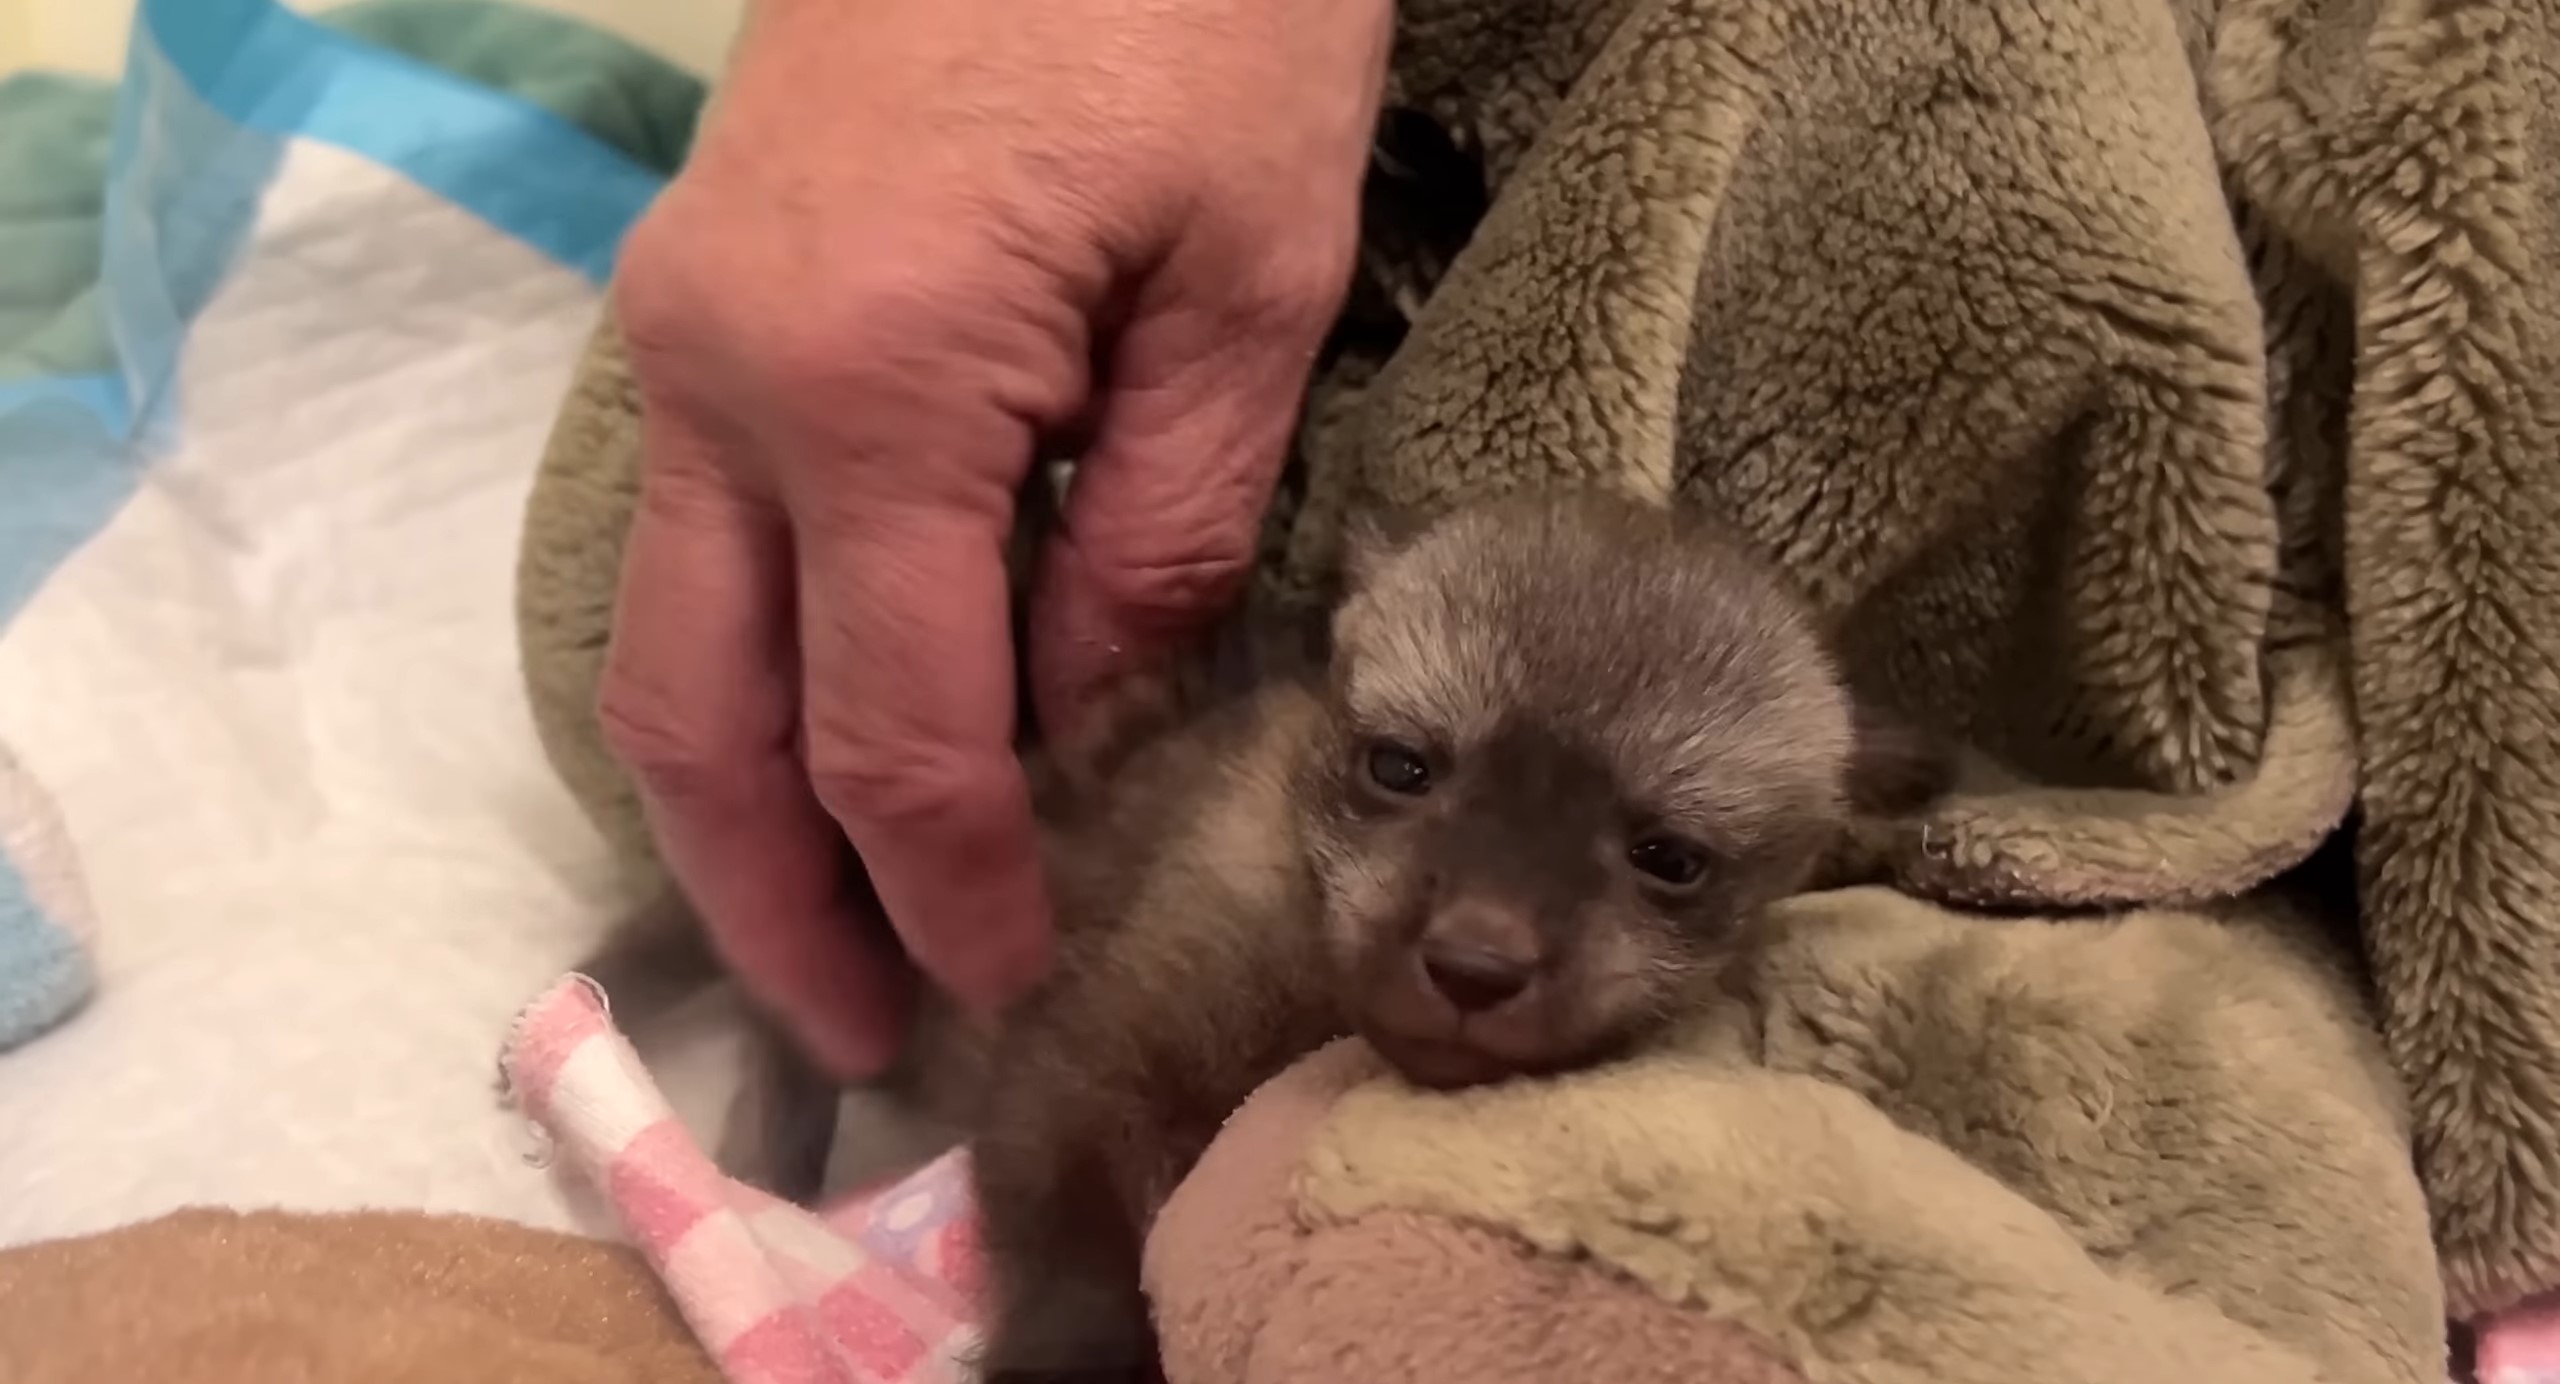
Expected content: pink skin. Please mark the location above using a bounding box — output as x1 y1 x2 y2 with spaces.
596 0 1395 1077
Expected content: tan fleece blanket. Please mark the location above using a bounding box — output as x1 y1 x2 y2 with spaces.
0 1208 719 1384
515 0 2554 1354
1149 891 2440 1384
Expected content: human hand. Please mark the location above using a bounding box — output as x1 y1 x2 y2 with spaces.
596 0 1392 1077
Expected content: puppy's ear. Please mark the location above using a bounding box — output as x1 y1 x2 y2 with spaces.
1845 701 1957 818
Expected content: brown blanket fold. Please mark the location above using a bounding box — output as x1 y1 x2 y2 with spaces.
0 1208 719 1383
517 0 2555 1342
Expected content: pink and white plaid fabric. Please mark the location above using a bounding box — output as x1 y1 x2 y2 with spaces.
2480 1296 2560 1384
500 976 987 1384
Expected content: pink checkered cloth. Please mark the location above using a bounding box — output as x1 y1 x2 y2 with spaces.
500 975 986 1384
2480 1295 2560 1384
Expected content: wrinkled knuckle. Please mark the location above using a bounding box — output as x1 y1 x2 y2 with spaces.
1230 246 1356 338
612 205 721 356
1088 535 1260 625
807 737 1000 837
597 679 726 802
708 247 1005 415
757 277 943 399
614 209 955 408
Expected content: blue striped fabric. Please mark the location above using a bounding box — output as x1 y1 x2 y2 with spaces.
0 848 89 1050
0 0 669 1052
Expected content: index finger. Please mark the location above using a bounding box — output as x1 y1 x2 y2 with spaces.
793 488 1057 1018
599 412 919 1078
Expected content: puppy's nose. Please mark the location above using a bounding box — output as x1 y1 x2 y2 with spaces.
1422 942 1534 1012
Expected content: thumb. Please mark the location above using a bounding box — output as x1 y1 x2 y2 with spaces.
1028 258 1343 741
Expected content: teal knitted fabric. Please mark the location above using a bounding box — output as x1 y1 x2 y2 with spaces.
0 745 93 1050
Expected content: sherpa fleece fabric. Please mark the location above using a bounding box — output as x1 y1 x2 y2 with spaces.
514 0 2557 1348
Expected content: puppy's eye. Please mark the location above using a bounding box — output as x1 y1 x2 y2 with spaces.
1364 742 1432 795
1627 836 1709 888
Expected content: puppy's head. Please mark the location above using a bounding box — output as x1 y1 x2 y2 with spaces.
1299 493 1948 1089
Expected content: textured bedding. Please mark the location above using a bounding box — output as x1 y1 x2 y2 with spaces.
0 0 727 1249
514 0 2560 1373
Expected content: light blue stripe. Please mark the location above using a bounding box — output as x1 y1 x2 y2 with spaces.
0 373 125 432
0 0 669 632
0 386 144 623
0 33 276 629
0 848 94 1051
143 0 662 285
99 31 285 455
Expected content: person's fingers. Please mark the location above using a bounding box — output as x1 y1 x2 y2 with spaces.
597 406 916 1078
753 246 1084 1021
1028 248 1347 742
793 478 1058 1018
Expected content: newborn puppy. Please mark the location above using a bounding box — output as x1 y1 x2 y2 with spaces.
962 490 1952 1381
1301 500 1946 1087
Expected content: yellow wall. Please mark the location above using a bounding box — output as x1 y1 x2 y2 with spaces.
0 0 741 79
